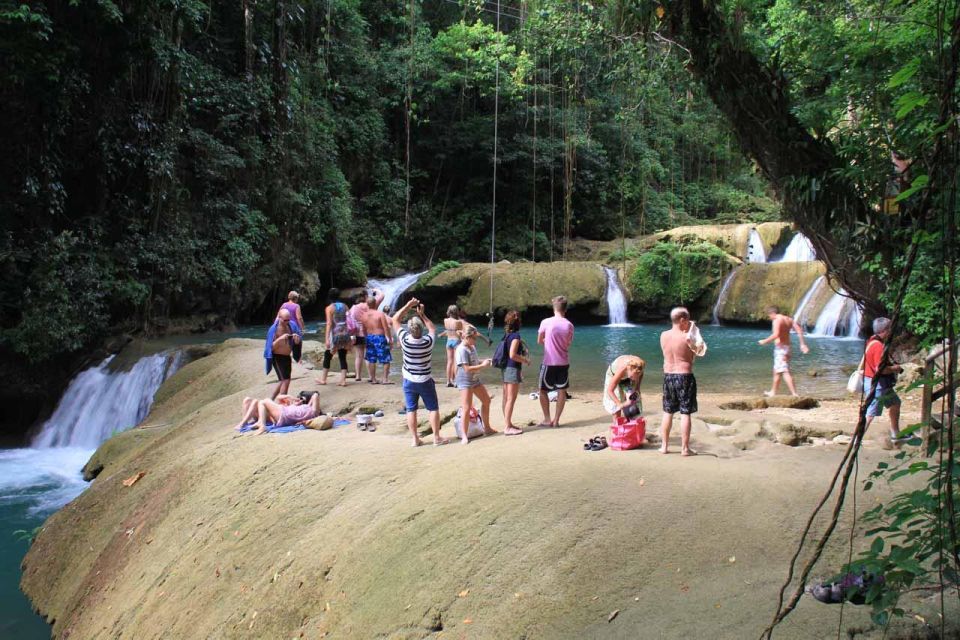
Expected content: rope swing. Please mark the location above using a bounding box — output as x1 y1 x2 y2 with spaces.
487 0 502 336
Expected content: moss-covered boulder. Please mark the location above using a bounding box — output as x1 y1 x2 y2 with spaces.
627 242 737 319
716 261 825 323
416 261 607 319
654 222 790 259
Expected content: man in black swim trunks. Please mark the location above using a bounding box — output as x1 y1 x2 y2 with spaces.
271 308 298 399
659 307 703 456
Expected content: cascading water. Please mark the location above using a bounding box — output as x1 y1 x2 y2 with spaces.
792 275 826 329
711 269 739 326
809 290 862 338
777 232 817 262
746 229 767 263
366 272 427 312
33 350 185 449
603 267 633 327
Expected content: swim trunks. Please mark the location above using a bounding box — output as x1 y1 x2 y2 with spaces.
364 334 392 364
662 373 697 415
538 364 570 391
773 345 791 373
446 337 460 350
272 353 292 381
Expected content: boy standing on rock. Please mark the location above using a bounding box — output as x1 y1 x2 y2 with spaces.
758 305 809 397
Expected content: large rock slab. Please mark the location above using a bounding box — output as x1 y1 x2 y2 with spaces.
716 261 825 323
655 222 790 260
418 261 607 318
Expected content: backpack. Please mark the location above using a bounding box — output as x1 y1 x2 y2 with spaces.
492 334 511 369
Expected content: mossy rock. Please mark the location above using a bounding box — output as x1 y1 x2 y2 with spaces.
422 261 606 318
654 223 791 259
716 261 825 323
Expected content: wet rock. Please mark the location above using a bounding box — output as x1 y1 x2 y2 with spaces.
719 397 820 411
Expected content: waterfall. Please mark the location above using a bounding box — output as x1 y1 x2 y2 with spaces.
777 233 817 262
792 275 826 329
32 350 185 449
809 290 862 338
746 229 767 263
603 267 633 327
711 269 739 326
366 272 427 312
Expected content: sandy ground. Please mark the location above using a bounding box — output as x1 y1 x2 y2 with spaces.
21 339 957 639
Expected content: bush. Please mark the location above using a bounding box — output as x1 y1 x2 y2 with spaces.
414 260 461 288
628 241 728 309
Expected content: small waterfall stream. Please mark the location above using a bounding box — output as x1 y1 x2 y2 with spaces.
810 290 863 338
711 269 739 326
603 267 633 327
776 232 817 262
366 272 427 312
792 275 826 328
33 350 186 449
746 229 767 263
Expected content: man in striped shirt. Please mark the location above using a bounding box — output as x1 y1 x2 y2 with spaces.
391 297 448 446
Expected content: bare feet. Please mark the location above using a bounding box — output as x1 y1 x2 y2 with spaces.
504 426 523 436
763 390 774 397
550 421 560 429
337 382 347 387
315 377 327 385
658 445 669 454
253 427 267 436
681 448 697 457
434 437 450 446
483 428 499 435
411 439 423 447
536 421 552 429
460 437 470 445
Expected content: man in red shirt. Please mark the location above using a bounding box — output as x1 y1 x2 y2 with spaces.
861 317 904 441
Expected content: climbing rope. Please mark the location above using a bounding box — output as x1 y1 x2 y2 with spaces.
488 0 501 337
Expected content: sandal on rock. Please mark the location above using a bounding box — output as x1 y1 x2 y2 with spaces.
590 436 608 451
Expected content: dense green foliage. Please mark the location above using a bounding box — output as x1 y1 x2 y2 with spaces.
0 0 772 363
627 241 728 310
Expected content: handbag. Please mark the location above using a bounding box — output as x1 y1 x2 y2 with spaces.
609 415 646 451
454 407 485 439
846 370 864 394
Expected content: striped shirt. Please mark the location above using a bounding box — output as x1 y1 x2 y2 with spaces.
397 327 435 383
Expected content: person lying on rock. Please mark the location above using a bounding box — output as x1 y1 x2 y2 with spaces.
603 355 645 419
234 391 320 435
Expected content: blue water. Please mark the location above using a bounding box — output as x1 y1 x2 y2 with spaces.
0 322 863 639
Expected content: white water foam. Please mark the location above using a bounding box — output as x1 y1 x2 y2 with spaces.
603 267 634 327
746 229 767 263
32 351 185 449
0 447 92 515
366 272 427 313
810 290 862 338
777 233 817 262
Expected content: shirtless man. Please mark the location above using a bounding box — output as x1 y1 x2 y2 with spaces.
363 294 393 384
758 305 810 397
659 307 703 456
270 308 300 400
350 288 384 383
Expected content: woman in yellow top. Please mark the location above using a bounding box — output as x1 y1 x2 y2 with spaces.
603 355 645 418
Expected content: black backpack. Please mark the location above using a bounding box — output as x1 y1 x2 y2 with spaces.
492 334 511 369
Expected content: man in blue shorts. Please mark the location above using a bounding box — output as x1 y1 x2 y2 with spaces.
391 297 448 447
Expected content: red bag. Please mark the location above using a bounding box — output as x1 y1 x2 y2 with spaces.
609 415 646 450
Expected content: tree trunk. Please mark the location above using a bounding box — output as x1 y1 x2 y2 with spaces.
662 1 884 317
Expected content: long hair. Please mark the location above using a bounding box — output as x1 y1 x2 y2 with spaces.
504 309 521 333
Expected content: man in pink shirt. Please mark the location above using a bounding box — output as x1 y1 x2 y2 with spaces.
537 295 575 428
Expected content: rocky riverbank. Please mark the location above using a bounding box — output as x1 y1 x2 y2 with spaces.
21 339 955 638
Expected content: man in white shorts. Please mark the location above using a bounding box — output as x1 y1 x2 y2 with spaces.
758 305 809 397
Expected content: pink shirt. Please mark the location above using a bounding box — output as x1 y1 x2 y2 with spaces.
278 403 317 427
539 315 574 366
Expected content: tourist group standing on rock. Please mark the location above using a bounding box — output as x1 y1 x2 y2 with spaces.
235 285 904 452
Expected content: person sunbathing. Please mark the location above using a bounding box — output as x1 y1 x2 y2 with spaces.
234 392 320 435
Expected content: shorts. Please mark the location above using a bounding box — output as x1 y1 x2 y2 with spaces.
353 335 366 347
446 338 460 350
402 378 439 412
662 373 697 415
773 345 791 374
272 354 292 381
502 366 522 384
364 334 392 364
864 377 901 417
539 364 569 391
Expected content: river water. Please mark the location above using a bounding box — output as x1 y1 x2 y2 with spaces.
0 322 864 637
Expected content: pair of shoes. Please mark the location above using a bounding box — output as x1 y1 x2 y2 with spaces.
583 436 608 451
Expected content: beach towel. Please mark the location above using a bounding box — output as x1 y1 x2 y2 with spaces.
236 423 307 434
264 318 303 374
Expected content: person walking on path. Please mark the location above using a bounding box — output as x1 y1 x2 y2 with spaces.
758 305 809 397
318 288 352 387
391 297 448 447
537 295 575 428
499 310 529 436
659 307 703 456
455 326 498 444
349 288 384 383
860 316 905 442
265 308 301 400
363 294 393 384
